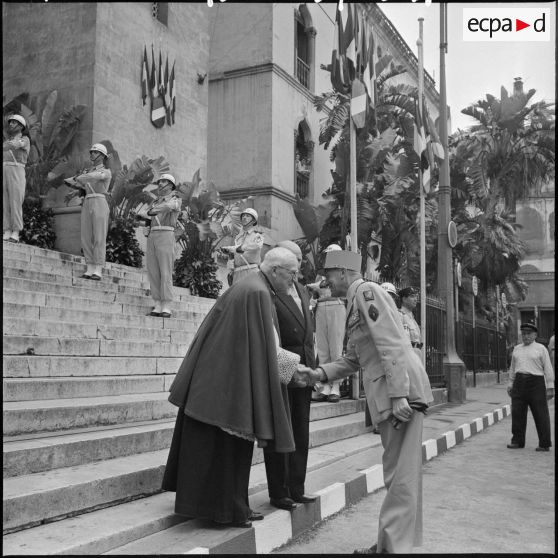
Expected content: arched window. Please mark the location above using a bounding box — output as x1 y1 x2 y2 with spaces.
294 6 316 91
294 120 313 199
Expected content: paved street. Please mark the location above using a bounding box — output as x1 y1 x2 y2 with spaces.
273 404 555 554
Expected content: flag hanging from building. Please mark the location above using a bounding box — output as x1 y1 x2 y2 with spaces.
169 62 176 125
163 56 171 124
414 96 430 192
330 7 350 95
141 46 148 106
149 45 168 128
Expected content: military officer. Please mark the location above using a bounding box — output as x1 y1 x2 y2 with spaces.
398 286 423 357
220 208 264 284
3 114 30 243
142 173 181 318
298 250 433 554
67 143 112 280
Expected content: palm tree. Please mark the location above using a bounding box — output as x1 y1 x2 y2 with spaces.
452 78 555 212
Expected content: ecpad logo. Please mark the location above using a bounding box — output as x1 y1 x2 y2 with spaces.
463 8 550 41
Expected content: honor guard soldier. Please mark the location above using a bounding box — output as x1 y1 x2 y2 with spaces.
297 250 433 554
140 173 181 318
65 143 112 280
220 208 264 284
398 286 423 356
3 114 30 243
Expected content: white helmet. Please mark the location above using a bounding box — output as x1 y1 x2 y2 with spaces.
381 282 397 295
241 208 258 222
157 173 176 187
8 114 26 130
89 143 108 157
324 244 342 253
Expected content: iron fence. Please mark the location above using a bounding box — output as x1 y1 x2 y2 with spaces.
296 172 309 199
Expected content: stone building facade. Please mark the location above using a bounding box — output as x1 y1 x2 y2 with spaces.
2 2 209 184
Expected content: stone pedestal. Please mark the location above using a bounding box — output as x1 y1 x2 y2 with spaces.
444 356 467 403
52 206 82 256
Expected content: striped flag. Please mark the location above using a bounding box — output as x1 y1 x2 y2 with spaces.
341 3 357 81
330 7 350 94
141 46 148 106
150 46 166 128
426 113 445 161
169 62 176 125
350 78 367 129
163 56 171 124
414 97 430 192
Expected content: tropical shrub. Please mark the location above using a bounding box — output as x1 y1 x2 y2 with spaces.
20 198 56 249
105 215 144 268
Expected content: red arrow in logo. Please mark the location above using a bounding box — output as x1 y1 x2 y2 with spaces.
516 19 530 31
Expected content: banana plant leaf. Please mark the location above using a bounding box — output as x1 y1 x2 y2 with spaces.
45 105 87 160
40 90 58 150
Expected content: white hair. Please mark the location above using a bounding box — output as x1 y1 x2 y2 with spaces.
260 247 298 273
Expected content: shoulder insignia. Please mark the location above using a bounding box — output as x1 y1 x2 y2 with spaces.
368 303 379 321
363 289 375 301
347 309 360 329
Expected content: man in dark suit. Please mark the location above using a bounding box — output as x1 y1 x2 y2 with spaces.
263 240 317 510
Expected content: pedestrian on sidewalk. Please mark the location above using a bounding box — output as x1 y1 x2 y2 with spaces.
263 240 317 511
138 173 181 318
66 143 112 280
309 244 346 404
398 286 423 357
3 114 30 244
548 330 555 370
507 321 554 452
161 247 317 528
219 208 264 285
297 250 433 554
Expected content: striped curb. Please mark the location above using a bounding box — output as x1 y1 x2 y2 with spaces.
179 403 512 554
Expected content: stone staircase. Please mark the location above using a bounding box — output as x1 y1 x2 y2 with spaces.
2 242 371 554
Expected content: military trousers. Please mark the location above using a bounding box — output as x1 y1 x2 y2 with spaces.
146 230 175 304
81 196 109 266
376 411 424 553
3 163 26 232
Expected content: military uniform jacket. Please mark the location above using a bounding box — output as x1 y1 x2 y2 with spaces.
232 226 264 266
320 279 433 424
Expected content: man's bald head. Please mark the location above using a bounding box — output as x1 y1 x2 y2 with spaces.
276 240 302 267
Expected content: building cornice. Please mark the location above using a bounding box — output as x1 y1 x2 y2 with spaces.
209 62 316 103
365 4 440 104
219 185 297 205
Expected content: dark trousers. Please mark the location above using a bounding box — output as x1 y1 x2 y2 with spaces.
510 373 552 448
264 386 312 499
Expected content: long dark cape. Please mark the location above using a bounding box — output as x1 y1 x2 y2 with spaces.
168 271 295 453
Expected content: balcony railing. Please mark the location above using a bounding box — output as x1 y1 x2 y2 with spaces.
296 172 309 199
296 57 310 89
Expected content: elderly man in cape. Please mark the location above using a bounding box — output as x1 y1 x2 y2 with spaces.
299 250 433 554
162 247 317 528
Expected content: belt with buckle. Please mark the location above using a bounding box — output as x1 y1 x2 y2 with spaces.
411 342 423 349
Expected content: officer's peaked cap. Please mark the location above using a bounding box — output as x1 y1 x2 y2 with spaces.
520 321 538 333
323 250 361 272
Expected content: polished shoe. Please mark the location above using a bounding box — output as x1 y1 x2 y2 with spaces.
372 426 380 435
312 394 328 403
535 446 550 452
150 310 162 317
353 543 378 554
90 274 102 281
81 273 92 279
160 311 172 318
291 494 317 504
270 497 297 511
328 394 340 403
248 511 264 521
506 443 524 449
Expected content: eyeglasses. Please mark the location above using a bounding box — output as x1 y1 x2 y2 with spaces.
275 265 298 278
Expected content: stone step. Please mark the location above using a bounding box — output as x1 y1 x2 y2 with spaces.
3 374 176 402
3 334 192 357
2 411 369 534
3 316 197 343
4 259 151 290
3 303 204 331
3 399 365 476
3 266 207 304
3 288 211 317
2 253 150 286
3 392 177 435
3 355 183 379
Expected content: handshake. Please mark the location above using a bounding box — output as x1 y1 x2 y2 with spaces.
291 365 325 388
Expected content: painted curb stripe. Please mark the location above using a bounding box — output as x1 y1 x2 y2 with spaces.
254 509 292 553
422 438 438 462
363 464 384 493
315 482 345 518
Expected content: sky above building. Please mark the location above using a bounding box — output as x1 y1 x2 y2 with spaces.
379 2 556 132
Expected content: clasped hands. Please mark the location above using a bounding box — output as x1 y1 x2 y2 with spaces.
292 365 324 388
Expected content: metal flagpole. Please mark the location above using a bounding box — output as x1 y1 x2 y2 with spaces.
417 18 426 367
349 114 358 254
